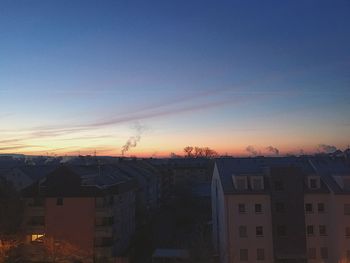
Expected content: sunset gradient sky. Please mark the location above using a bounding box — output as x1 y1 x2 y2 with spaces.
0 0 349 157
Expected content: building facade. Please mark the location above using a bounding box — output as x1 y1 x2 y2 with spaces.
212 157 350 263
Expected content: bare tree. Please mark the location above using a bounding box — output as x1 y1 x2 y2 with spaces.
184 146 194 158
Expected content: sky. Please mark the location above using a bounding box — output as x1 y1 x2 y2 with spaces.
0 0 349 157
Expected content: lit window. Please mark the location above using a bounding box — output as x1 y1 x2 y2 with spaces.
31 234 44 242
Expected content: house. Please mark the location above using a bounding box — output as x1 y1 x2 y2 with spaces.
22 165 137 262
212 157 350 263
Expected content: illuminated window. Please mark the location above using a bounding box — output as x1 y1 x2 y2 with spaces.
31 234 44 242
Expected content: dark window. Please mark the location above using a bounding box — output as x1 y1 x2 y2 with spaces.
56 198 63 206
256 226 263 237
239 249 248 261
317 203 325 213
344 204 350 215
307 225 314 236
308 248 316 259
310 179 318 189
275 202 285 213
257 248 265 260
320 247 328 259
277 225 287 237
305 203 313 213
345 227 350 237
255 204 262 213
274 180 284 191
238 203 246 213
239 226 247 238
319 225 327 236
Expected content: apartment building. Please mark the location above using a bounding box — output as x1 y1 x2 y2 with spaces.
212 157 350 263
22 165 137 262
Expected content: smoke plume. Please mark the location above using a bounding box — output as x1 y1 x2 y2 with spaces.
318 144 337 153
121 122 146 156
266 146 279 155
246 145 258 156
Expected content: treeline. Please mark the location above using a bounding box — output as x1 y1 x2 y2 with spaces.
183 146 218 158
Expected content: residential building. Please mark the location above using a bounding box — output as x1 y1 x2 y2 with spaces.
22 165 137 262
212 157 350 263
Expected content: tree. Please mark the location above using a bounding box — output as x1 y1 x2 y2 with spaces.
184 146 194 158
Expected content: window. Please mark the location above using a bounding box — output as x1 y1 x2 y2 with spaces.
252 178 263 190
346 227 350 237
320 247 328 259
255 204 262 213
235 177 247 190
238 203 246 214
274 180 284 191
239 226 247 238
310 179 318 189
308 248 316 259
31 234 44 242
277 225 287 237
275 202 285 213
305 203 313 213
307 225 314 236
239 249 248 261
319 225 327 236
256 226 263 237
257 248 265 260
56 198 63 206
318 203 325 213
344 204 350 215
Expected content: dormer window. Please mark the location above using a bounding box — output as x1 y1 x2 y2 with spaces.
251 176 264 190
308 176 320 189
233 176 247 190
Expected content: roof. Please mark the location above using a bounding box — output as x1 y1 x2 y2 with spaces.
215 157 350 195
